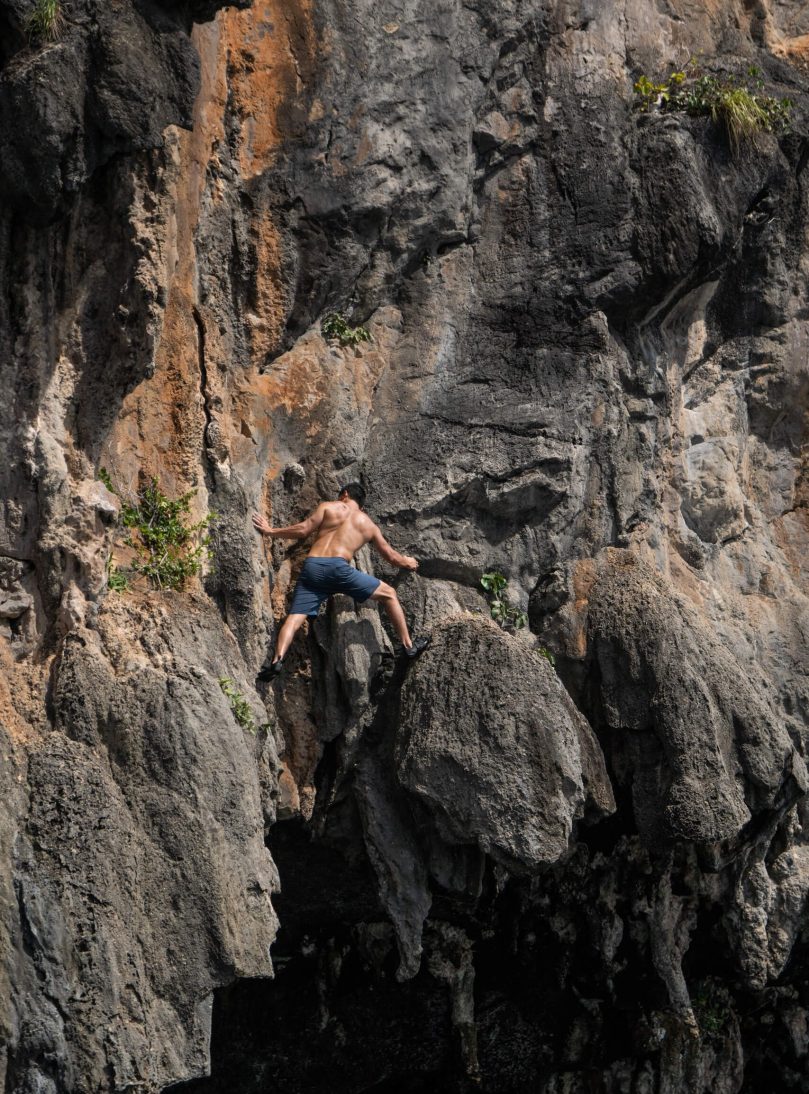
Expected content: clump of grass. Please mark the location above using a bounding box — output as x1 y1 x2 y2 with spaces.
634 60 792 154
100 468 216 592
219 678 268 735
321 313 372 348
26 0 64 42
710 86 772 154
107 560 129 593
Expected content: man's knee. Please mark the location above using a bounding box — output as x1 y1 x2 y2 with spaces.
373 581 396 601
282 612 308 630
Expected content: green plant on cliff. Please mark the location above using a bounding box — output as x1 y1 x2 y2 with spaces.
321 313 372 348
26 0 64 41
633 61 792 153
633 70 687 111
538 646 556 667
712 84 788 153
481 571 528 631
106 560 129 593
219 678 268 735
692 979 732 1040
100 469 216 592
121 480 214 591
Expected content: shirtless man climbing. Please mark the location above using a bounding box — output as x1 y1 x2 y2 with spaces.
252 482 429 679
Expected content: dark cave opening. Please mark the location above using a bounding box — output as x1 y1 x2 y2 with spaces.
167 817 461 1094
167 818 673 1094
161 807 809 1094
0 12 25 68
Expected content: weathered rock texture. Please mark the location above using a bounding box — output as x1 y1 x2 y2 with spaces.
397 618 614 871
3 0 809 1090
8 598 278 1093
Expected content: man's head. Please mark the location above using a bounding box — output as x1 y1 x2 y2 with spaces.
338 482 366 509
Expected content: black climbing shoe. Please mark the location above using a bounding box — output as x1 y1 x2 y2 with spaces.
257 659 284 682
404 636 430 659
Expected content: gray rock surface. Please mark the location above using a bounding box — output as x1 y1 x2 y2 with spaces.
397 616 614 871
2 0 809 1089
2 597 279 1092
584 549 807 843
0 0 248 218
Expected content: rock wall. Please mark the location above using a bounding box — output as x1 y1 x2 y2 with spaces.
2 0 809 1090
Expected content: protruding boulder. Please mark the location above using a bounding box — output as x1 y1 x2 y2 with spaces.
584 550 807 844
396 616 614 874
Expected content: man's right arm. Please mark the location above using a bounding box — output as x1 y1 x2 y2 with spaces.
253 503 327 540
371 526 418 571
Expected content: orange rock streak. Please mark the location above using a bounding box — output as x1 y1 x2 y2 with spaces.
103 2 317 489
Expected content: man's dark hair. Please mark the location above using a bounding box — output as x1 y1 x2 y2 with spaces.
339 482 366 508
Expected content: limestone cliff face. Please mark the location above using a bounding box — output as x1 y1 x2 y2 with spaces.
3 0 809 1090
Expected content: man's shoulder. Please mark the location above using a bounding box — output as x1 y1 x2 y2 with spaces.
311 500 340 526
319 500 348 517
357 511 378 534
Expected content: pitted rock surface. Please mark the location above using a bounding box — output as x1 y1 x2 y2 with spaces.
2 0 809 1090
3 597 279 1092
397 616 614 871
585 550 808 844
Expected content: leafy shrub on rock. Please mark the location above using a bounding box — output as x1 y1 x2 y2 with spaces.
106 560 129 593
219 678 268 736
100 469 215 592
480 571 556 663
692 979 732 1040
634 62 792 153
481 571 528 631
321 313 372 348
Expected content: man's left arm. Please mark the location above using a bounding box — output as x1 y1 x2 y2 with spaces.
371 526 418 570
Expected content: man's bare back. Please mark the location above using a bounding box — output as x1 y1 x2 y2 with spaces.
306 501 380 562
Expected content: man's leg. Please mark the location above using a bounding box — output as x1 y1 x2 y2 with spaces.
370 583 413 648
273 613 308 662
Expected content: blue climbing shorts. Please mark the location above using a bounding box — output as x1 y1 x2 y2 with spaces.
289 556 381 618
